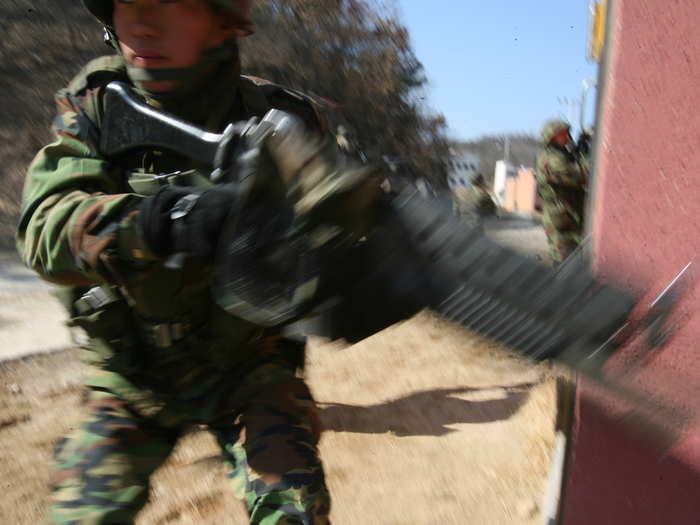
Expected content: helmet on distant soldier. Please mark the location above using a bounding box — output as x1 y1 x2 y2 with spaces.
541 119 571 144
82 0 255 35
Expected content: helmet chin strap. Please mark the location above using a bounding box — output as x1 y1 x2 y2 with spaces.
103 25 239 103
126 43 236 84
129 41 239 102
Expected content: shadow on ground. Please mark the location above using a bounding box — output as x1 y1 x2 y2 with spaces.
319 383 534 437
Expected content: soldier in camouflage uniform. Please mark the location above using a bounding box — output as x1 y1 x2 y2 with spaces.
534 119 588 264
469 174 497 216
16 1 375 523
456 174 496 230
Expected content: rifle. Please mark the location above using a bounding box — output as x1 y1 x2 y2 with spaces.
100 81 684 390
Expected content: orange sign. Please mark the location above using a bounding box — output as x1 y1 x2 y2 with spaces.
588 1 607 62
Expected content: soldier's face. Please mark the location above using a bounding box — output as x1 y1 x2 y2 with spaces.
113 0 237 92
552 129 572 146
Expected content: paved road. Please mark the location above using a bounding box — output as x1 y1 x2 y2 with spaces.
0 251 73 360
0 252 53 291
482 215 549 261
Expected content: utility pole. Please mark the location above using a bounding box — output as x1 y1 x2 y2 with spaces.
580 77 598 131
557 96 581 126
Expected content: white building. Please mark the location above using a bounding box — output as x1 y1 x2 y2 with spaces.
493 160 518 206
445 148 480 190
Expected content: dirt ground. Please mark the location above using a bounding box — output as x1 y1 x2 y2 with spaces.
0 217 558 525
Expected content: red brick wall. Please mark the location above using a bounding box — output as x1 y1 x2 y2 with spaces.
563 1 700 523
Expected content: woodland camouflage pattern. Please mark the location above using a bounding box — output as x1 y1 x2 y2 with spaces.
50 339 328 524
83 0 255 34
535 121 587 263
17 49 333 524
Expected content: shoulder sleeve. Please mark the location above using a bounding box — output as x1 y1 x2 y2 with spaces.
239 75 332 133
16 59 146 286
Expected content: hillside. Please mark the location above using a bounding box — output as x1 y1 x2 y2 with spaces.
0 0 105 249
455 135 540 184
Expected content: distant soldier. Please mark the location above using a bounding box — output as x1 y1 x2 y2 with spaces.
535 119 588 263
469 173 497 217
457 173 497 229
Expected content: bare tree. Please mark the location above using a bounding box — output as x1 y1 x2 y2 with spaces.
240 0 449 186
1 0 450 248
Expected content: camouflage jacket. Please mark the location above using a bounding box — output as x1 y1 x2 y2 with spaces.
16 55 329 375
535 146 587 199
461 185 496 215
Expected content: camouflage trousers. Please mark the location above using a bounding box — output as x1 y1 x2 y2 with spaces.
541 204 584 264
47 342 330 524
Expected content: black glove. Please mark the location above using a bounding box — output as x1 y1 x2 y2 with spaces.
138 185 238 260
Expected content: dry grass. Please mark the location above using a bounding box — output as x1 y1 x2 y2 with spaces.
0 312 557 525
0 1 104 249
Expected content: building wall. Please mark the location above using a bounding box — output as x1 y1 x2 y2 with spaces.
493 160 517 205
503 168 537 214
563 1 700 523
446 151 480 191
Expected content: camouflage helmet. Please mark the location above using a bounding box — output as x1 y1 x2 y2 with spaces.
541 119 571 144
82 0 254 35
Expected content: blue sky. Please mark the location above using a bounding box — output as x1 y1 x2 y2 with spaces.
396 1 599 140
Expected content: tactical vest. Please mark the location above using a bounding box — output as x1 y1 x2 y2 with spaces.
59 55 326 371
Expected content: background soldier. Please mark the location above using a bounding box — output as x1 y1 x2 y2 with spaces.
470 173 497 217
456 173 497 229
535 119 588 264
15 0 376 522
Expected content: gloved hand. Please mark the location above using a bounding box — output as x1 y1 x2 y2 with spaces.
138 185 238 260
